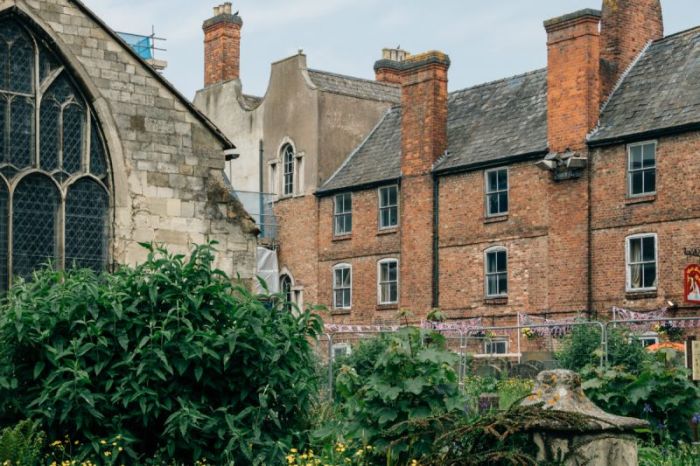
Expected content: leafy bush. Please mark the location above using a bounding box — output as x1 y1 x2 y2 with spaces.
581 350 700 442
557 325 649 373
497 378 534 410
318 327 464 463
0 420 44 465
0 243 322 465
639 441 700 466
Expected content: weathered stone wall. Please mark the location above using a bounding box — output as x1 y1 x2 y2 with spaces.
19 0 257 278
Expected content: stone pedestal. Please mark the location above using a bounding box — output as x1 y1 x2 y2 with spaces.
521 370 647 466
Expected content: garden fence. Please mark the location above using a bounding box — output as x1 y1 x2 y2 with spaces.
319 314 700 402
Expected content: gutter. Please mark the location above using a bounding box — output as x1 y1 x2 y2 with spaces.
432 149 548 177
315 177 401 198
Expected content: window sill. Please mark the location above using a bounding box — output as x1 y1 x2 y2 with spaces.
331 309 351 316
625 194 656 205
484 297 508 306
377 228 399 236
376 304 399 311
332 234 352 242
625 290 658 300
484 215 508 224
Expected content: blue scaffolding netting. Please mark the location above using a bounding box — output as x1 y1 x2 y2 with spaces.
117 32 153 60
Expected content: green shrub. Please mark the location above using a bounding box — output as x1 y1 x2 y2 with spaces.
639 441 700 466
0 243 323 465
557 325 650 373
317 327 464 463
0 420 44 465
581 350 700 443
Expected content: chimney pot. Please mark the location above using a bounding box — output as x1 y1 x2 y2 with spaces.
224 2 232 14
375 47 410 84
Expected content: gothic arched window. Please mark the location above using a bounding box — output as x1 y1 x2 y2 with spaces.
0 17 111 290
282 144 294 196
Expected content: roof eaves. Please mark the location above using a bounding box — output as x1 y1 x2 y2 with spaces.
433 149 548 176
69 0 235 149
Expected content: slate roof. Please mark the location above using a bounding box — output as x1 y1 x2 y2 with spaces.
435 68 548 172
589 26 700 144
307 69 401 103
318 69 548 193
318 107 402 193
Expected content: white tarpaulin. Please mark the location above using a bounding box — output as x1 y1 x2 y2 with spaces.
256 247 279 293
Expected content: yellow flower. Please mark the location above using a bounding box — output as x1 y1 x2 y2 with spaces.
290 448 298 453
100 439 107 445
104 451 112 457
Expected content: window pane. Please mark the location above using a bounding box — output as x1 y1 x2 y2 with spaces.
9 97 33 169
643 169 656 193
0 98 5 160
496 251 507 272
630 172 643 195
62 104 84 174
389 282 398 303
642 144 656 168
498 273 508 295
499 192 508 214
629 146 643 169
388 262 397 281
497 169 507 190
642 237 655 262
389 206 398 227
9 34 33 94
487 171 498 193
486 252 497 273
388 186 397 205
630 264 642 289
65 178 108 271
380 187 389 207
0 181 7 291
90 119 108 178
643 263 657 289
343 289 351 307
487 275 498 296
487 194 498 216
40 100 60 171
0 42 7 91
12 174 59 280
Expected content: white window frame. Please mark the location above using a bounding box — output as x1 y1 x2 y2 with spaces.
627 141 657 198
334 192 352 236
632 332 659 348
484 167 509 217
378 185 399 230
484 247 508 298
332 343 352 360
282 143 295 196
625 233 658 292
483 338 509 355
332 263 352 310
377 258 399 305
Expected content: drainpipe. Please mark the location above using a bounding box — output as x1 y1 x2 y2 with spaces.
259 139 264 236
432 173 440 309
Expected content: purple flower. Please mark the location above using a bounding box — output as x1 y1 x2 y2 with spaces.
692 413 700 425
643 404 653 414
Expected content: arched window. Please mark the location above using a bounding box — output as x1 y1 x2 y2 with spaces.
0 17 111 289
280 273 293 307
282 144 294 196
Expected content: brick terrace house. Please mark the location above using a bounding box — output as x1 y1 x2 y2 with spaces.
0 0 258 287
199 0 700 337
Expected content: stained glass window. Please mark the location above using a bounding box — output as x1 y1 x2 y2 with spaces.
0 17 111 290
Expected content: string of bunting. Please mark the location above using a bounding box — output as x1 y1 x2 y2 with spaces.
612 306 700 329
518 313 585 338
324 318 485 335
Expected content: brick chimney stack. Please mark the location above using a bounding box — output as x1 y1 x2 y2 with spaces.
398 51 450 315
600 0 663 100
374 47 410 84
544 9 602 153
203 2 242 87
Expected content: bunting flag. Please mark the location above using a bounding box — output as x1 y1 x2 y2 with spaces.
518 313 587 338
611 306 700 329
323 324 401 334
421 318 485 334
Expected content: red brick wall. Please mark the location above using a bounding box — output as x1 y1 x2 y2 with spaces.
203 17 241 86
591 133 700 315
438 163 550 319
274 195 319 307
600 0 663 100
317 189 401 324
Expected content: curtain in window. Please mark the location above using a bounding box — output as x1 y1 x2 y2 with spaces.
630 239 643 289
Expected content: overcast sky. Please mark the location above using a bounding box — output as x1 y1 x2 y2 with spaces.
85 0 697 100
